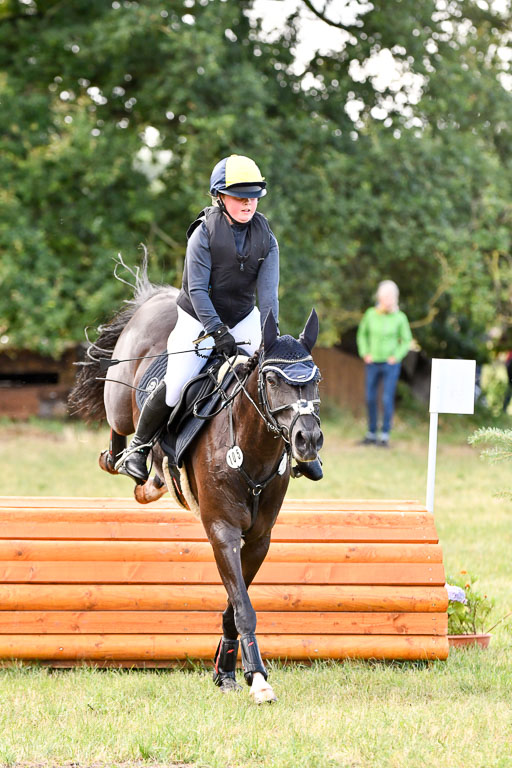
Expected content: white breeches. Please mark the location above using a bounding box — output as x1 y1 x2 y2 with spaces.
163 306 262 407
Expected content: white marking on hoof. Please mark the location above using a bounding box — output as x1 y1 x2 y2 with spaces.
250 672 277 704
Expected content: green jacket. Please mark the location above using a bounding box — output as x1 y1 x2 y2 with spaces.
356 307 412 363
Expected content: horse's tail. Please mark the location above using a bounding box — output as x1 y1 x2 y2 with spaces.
68 249 169 423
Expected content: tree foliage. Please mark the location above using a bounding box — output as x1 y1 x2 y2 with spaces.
0 0 511 359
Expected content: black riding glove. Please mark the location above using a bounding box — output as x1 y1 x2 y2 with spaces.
212 324 238 357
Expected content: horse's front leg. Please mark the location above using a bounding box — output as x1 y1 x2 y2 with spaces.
207 523 276 702
240 533 278 704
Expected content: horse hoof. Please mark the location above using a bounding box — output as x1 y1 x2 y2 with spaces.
250 685 277 704
219 678 243 694
134 479 167 504
99 450 117 475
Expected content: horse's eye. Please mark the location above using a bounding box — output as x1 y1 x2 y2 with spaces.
266 374 279 388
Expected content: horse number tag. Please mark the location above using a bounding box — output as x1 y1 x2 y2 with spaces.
278 453 288 476
226 446 244 469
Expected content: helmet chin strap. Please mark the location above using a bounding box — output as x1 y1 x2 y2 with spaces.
216 194 244 227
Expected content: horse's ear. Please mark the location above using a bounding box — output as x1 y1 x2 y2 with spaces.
300 308 319 353
263 310 278 351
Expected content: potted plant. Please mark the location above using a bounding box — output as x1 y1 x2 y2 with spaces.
446 573 511 648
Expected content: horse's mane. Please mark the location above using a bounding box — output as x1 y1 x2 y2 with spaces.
68 249 170 423
238 349 260 376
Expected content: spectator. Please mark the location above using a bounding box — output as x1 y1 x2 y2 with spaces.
356 280 412 447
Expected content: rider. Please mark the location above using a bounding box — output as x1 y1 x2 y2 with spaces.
117 154 279 484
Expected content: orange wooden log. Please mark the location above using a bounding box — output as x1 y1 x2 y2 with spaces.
0 497 448 664
0 540 215 562
3 660 205 668
0 496 169 510
279 511 433 526
0 497 434 520
0 504 433 524
0 540 443 564
0 561 445 585
0 610 448 635
0 633 449 660
0 584 449 612
0 496 423 511
0 509 177 523
281 499 424 511
0 506 430 524
0 522 206 541
0 520 438 543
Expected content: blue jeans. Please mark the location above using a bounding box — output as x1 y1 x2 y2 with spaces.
365 362 401 436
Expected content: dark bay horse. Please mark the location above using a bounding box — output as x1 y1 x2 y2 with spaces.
70 258 323 703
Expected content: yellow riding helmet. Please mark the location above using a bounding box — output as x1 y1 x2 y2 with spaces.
210 154 267 198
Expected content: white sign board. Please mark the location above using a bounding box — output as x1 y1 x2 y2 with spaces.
429 358 476 415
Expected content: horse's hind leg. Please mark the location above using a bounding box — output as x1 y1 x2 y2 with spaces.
98 429 166 504
134 473 166 504
99 429 126 475
134 450 168 504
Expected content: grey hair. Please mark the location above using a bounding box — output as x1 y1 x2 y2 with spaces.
376 280 399 311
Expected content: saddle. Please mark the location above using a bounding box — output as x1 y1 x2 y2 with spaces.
136 351 248 502
165 360 229 448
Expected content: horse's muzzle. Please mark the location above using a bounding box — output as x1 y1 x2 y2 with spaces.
291 417 324 463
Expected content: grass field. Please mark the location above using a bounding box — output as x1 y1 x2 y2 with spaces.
0 410 511 767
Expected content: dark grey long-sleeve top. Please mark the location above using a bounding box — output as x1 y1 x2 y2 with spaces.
184 220 280 333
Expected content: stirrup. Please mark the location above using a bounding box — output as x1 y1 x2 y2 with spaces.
114 442 153 472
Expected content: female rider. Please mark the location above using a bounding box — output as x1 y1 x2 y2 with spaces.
117 154 279 483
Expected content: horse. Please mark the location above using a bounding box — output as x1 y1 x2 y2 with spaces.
69 258 324 703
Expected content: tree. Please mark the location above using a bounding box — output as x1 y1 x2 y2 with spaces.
289 0 512 354
0 0 511 360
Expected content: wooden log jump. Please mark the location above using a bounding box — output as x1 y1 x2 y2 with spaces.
0 497 449 665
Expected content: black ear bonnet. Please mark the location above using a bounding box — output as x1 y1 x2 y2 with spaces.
260 334 320 384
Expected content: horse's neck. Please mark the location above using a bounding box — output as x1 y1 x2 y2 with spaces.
232 366 281 468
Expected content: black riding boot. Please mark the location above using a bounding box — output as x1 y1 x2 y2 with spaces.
115 380 171 484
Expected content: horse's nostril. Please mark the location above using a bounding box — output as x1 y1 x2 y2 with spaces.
294 430 307 450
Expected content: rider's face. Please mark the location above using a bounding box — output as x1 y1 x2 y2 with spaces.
220 194 258 224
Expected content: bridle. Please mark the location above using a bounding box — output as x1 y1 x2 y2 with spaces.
257 356 321 446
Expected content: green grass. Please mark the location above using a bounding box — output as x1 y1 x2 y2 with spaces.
0 412 511 767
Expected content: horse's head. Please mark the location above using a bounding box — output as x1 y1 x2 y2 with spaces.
259 310 324 475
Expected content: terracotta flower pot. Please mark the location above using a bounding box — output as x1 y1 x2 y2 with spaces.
448 633 491 649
